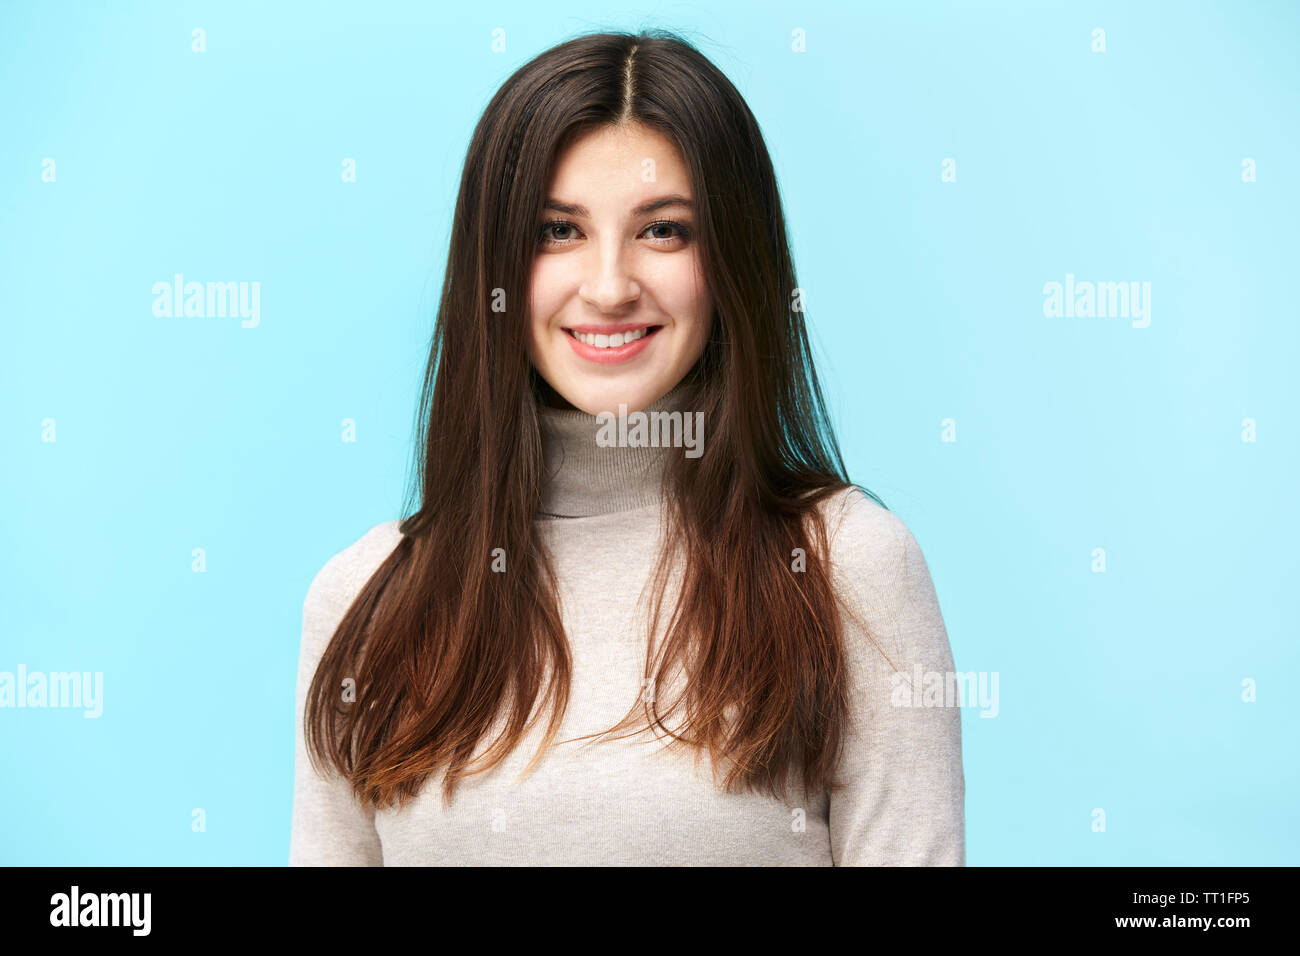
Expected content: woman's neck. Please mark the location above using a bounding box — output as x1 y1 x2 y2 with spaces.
536 381 700 518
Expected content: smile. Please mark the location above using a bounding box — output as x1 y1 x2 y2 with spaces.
562 324 662 363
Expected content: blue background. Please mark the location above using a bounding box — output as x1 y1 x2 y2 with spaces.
1 0 1296 865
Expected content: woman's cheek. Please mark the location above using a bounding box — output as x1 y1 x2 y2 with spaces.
665 257 713 328
527 262 564 329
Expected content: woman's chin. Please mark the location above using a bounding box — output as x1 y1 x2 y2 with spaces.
548 380 667 417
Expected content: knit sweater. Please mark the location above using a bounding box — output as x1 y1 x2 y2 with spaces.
289 385 965 866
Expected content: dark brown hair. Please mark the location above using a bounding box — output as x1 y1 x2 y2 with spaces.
304 28 887 810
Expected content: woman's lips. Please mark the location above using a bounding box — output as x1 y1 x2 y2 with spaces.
563 325 661 365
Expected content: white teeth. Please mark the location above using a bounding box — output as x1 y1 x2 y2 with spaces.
571 327 652 348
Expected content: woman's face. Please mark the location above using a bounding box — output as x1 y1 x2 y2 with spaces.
526 122 713 415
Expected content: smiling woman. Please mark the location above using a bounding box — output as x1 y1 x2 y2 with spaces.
290 28 965 866
527 132 712 410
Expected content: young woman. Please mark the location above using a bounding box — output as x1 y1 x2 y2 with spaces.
290 29 964 866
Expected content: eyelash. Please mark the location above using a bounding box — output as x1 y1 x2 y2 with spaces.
537 219 692 247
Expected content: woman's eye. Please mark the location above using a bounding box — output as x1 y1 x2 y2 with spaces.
537 219 692 246
539 221 579 244
643 221 690 244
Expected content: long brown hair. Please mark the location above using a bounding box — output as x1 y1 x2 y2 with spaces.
305 29 888 810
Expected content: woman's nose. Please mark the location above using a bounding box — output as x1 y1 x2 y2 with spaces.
579 246 640 312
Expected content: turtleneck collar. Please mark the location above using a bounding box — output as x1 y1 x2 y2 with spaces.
537 381 701 519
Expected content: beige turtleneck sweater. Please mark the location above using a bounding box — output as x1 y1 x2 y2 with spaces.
290 385 965 865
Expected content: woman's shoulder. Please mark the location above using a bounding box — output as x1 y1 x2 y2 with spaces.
817 484 914 564
302 520 406 619
816 485 942 622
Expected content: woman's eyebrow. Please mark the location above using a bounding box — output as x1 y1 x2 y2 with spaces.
542 195 695 217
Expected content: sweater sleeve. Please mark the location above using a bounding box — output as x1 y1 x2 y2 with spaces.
289 526 397 866
825 489 966 866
